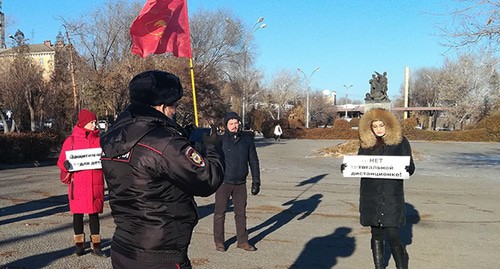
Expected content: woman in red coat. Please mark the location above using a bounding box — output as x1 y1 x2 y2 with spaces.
57 109 105 257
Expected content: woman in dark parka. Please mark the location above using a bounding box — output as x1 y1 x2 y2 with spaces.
355 108 415 269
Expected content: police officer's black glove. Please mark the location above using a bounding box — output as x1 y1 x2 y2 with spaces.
202 126 222 147
251 182 260 195
340 163 347 173
64 160 71 171
184 124 196 138
405 165 410 172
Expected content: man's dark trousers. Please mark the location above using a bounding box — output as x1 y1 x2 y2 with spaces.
213 183 248 245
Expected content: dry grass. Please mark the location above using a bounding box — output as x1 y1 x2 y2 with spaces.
320 140 359 158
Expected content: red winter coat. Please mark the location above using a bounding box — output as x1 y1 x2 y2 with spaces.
57 126 104 214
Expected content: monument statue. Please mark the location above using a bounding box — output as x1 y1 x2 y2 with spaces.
364 71 390 103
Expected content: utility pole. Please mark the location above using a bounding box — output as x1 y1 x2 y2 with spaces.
64 25 78 113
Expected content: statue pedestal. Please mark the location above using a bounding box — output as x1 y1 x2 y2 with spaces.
364 102 391 113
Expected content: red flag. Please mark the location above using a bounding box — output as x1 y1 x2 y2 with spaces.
130 0 192 58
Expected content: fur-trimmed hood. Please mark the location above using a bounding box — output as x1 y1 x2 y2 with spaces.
358 108 402 148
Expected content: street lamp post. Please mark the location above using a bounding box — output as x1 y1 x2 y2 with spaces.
252 17 267 33
297 67 320 128
241 17 266 130
343 84 353 119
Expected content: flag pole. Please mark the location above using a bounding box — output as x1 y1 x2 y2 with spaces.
189 58 199 127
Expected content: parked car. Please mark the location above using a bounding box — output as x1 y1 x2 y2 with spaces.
436 127 452 131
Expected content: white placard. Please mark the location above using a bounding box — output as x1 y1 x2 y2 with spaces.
342 155 410 179
65 148 102 172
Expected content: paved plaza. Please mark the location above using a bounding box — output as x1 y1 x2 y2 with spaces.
1 139 500 268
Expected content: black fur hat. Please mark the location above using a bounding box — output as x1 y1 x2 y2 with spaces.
129 70 183 106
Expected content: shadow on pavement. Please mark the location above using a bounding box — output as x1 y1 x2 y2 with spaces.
0 195 68 226
236 193 323 248
290 226 355 268
381 202 421 266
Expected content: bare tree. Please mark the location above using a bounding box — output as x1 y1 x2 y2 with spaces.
407 68 443 129
60 0 144 121
439 53 498 129
439 0 499 52
190 9 247 78
0 31 46 132
268 69 301 120
399 52 498 130
309 91 338 128
190 8 265 127
62 0 140 71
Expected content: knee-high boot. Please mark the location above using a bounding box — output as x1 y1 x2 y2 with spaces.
74 234 85 256
371 239 385 269
391 244 408 269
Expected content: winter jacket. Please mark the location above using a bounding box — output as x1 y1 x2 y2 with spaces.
100 103 224 263
274 125 282 136
220 131 260 185
57 126 104 214
357 109 415 228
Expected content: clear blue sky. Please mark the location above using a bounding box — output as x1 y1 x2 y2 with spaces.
3 0 461 102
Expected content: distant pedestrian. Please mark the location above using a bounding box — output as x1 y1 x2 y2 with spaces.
100 70 224 269
57 109 106 257
273 123 283 142
342 108 415 269
214 111 261 252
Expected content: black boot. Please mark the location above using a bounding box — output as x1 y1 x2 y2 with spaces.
74 234 85 256
371 239 385 269
90 234 107 257
391 244 408 269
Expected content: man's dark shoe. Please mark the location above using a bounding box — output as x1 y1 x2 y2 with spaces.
215 243 226 252
237 243 257 251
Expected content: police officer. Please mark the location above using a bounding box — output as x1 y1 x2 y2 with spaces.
101 70 224 269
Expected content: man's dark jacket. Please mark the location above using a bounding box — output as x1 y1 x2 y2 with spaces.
100 103 224 263
220 131 260 185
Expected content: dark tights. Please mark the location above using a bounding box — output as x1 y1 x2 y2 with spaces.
371 226 401 247
73 213 100 235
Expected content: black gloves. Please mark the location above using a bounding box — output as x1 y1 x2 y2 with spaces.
405 165 410 172
63 160 72 171
202 126 222 147
251 182 260 195
340 163 347 173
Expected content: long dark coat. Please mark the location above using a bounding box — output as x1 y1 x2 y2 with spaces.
357 109 415 228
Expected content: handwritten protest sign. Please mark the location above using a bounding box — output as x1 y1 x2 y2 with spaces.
65 148 102 172
342 155 410 180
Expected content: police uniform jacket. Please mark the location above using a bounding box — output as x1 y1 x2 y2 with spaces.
357 109 415 228
100 103 224 263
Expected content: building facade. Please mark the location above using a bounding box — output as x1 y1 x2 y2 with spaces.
0 34 65 81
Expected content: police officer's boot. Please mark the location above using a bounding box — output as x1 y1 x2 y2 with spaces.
371 239 385 269
74 234 85 256
391 244 408 269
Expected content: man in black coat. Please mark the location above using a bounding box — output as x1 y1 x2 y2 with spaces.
101 70 225 269
213 111 261 252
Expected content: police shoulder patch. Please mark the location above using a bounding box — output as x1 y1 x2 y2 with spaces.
185 146 205 167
